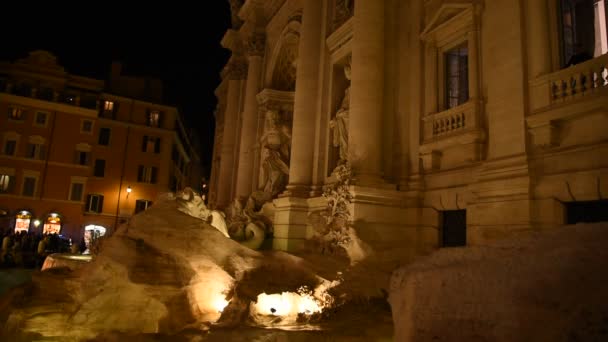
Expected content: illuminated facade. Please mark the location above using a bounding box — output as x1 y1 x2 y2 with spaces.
211 0 608 256
0 51 202 240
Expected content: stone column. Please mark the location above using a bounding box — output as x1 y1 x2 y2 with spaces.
217 59 246 207
526 0 552 78
235 33 265 199
284 0 324 197
349 0 385 185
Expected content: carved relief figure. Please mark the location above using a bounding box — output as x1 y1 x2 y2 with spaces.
330 60 351 163
260 110 291 197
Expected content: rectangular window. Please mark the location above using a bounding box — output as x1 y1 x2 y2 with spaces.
8 107 24 121
98 127 111 146
22 177 36 197
135 199 153 213
148 110 161 127
0 174 14 193
4 140 16 156
142 136 161 153
560 0 608 67
137 165 158 184
441 210 467 247
85 194 104 213
104 100 114 111
445 44 469 109
94 159 106 177
101 100 117 119
75 151 90 166
35 112 48 127
26 143 45 160
81 120 93 134
70 183 84 201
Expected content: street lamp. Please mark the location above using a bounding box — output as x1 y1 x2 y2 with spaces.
126 186 132 198
33 219 41 228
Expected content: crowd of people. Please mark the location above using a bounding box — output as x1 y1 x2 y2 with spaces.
0 229 84 269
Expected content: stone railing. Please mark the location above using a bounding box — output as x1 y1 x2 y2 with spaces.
530 53 608 112
422 100 479 141
551 54 607 101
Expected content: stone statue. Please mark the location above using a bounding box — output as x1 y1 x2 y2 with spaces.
260 110 291 198
330 61 351 162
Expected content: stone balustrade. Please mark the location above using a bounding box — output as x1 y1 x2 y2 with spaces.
550 54 608 102
530 54 608 112
422 100 478 141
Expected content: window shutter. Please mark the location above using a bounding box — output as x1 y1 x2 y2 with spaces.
146 109 151 126
154 138 161 154
112 102 120 119
98 196 104 213
85 194 92 209
137 165 143 182
7 176 15 193
151 167 158 184
39 145 46 160
158 111 165 128
142 136 148 152
26 144 35 158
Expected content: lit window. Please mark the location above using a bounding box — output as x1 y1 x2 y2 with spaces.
3 140 16 156
35 112 48 127
0 174 12 193
86 194 104 213
445 44 469 109
70 182 84 201
22 177 36 197
8 107 24 121
104 101 114 111
101 100 117 119
135 199 153 213
148 110 161 127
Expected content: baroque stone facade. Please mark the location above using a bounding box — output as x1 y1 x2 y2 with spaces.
210 0 608 259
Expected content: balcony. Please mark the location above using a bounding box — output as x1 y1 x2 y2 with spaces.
527 54 608 149
419 99 485 171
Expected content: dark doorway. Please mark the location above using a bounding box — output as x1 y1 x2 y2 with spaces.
565 199 608 224
441 210 467 247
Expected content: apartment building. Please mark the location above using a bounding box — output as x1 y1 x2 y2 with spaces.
0 51 201 241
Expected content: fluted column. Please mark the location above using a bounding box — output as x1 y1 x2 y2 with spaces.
526 0 552 78
349 0 385 185
217 59 246 207
284 0 324 197
235 33 265 199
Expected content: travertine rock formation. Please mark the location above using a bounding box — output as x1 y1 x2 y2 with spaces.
389 223 608 342
0 192 333 340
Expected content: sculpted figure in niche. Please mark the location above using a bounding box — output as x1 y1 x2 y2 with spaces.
260 110 291 197
330 60 351 163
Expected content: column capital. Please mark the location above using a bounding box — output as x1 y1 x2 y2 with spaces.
246 33 266 57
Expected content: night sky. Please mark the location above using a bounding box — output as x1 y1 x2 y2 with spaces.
0 4 233 176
